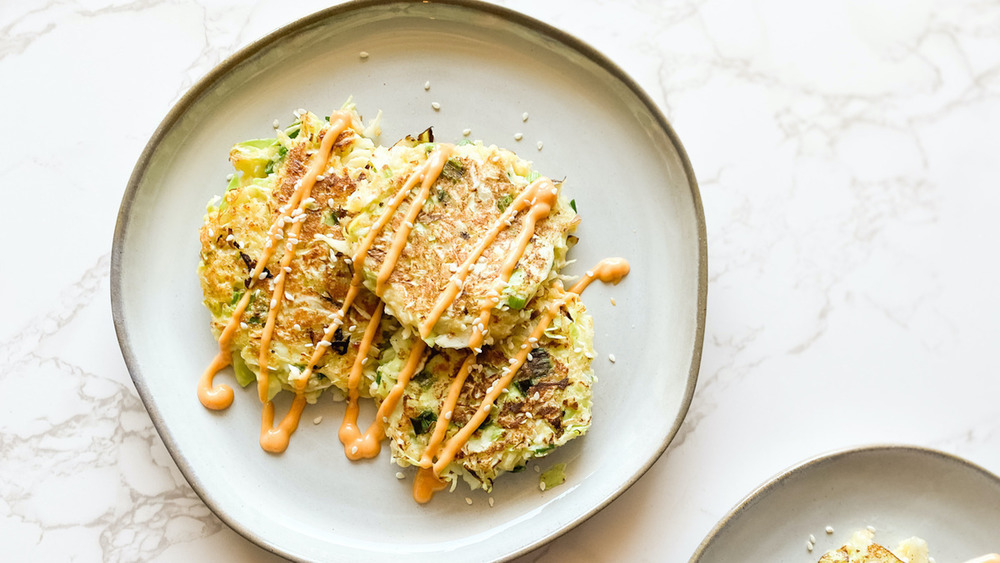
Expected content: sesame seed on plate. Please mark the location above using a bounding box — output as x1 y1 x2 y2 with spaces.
488 497 494 507
522 112 529 122
465 498 472 505
431 102 441 110
424 80 431 90
825 526 834 534
514 132 523 141
396 472 405 479
462 128 471 136
359 51 369 60
537 141 543 151
608 353 616 363
313 416 323 424
272 119 280 129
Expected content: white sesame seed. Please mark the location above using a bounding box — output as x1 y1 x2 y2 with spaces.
509 358 518 364
305 343 313 348
444 411 452 420
225 173 234 181
313 416 323 424
225 234 234 242
809 534 816 543
866 525 876 533
488 497 494 507
318 340 329 347
349 325 357 331
431 102 441 110
344 258 353 264
528 337 538 343
465 497 472 505
525 412 532 419
539 481 546 491
806 540 814 552
522 112 529 122
208 229 214 237
537 141 543 151
534 465 540 473
351 445 359 455
527 353 533 361
424 80 431 90
586 270 594 277
825 526 834 534
608 353 616 363
286 243 294 251
293 324 301 330
284 292 293 301
404 220 414 229
327 198 335 208
462 128 471 136
611 297 617 306
270 298 277 308
359 51 369 59
240 322 248 330
361 357 369 365
316 175 325 182
272 119 280 129
396 472 405 479
514 132 523 141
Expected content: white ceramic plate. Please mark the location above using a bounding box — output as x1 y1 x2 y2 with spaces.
112 1 705 561
691 445 1000 563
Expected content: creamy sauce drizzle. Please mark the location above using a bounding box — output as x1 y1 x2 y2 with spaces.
198 111 351 452
333 146 451 458
412 257 630 503
200 129 629 496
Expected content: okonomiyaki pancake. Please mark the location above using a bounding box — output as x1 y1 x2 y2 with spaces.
342 140 580 349
372 281 595 491
198 106 395 402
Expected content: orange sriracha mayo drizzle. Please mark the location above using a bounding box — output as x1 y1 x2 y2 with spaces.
332 145 452 458
375 146 454 296
411 257 630 503
197 111 352 453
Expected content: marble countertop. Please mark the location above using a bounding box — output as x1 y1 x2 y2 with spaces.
3 0 999 561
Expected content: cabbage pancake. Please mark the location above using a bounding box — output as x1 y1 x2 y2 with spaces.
198 107 392 402
819 529 929 563
342 140 579 349
372 281 595 491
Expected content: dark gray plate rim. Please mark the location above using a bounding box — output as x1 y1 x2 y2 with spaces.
689 443 1000 562
110 0 707 560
